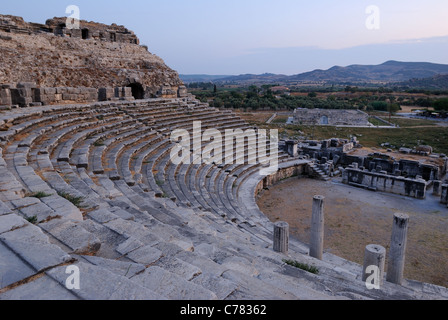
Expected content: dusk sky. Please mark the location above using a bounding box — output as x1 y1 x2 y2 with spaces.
2 0 448 75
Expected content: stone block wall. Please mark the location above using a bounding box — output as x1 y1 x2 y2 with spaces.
255 163 307 195
0 86 12 106
293 108 370 126
343 167 427 199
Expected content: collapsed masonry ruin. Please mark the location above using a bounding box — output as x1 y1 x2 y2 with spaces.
0 15 139 44
0 82 189 108
293 108 370 126
286 137 448 201
0 14 184 103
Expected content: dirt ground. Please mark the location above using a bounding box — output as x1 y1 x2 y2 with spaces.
257 177 448 288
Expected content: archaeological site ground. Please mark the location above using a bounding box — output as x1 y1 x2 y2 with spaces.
0 14 447 302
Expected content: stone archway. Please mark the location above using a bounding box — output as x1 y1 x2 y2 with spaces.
127 83 145 100
82 28 89 40
320 115 329 125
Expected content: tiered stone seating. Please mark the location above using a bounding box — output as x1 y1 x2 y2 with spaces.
1 99 447 301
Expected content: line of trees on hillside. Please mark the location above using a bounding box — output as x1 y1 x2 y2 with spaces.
188 84 448 111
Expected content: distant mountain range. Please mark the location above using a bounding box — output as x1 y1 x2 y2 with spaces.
180 61 448 86
393 74 448 90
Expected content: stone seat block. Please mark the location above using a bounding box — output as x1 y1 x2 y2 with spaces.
40 219 101 255
0 225 72 273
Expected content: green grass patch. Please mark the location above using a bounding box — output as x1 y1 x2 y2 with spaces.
271 115 290 124
380 117 438 127
282 259 319 274
57 191 85 208
94 140 105 147
25 215 38 224
368 117 389 126
258 122 448 155
27 191 53 199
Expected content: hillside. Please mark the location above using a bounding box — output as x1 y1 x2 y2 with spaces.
0 14 182 98
188 61 448 86
392 74 448 90
289 61 448 83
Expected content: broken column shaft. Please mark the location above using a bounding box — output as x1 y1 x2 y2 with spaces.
386 213 410 285
273 222 289 254
309 195 325 260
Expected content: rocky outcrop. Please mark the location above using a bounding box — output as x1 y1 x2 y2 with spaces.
0 14 184 102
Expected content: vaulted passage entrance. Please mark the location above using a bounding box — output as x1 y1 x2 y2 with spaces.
127 83 145 100
320 116 329 125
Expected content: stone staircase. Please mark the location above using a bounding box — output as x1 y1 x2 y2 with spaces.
0 98 447 300
308 161 332 181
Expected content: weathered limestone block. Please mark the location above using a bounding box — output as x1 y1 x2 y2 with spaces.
0 225 72 272
131 266 217 300
99 87 115 101
0 213 29 234
40 219 101 254
46 262 164 300
158 85 177 98
0 88 12 106
178 85 188 98
114 87 134 100
33 88 56 105
10 87 33 107
285 141 298 157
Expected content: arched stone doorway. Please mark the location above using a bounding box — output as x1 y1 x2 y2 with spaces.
320 115 329 125
127 83 145 100
82 28 89 40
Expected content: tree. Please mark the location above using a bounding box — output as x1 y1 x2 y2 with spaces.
387 103 401 122
433 98 448 111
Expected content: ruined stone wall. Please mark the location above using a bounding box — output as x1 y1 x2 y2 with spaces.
293 108 370 126
45 17 139 44
0 14 184 102
343 167 427 199
255 163 307 195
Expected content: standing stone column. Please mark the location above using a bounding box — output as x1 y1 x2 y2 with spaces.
273 222 289 254
386 213 410 285
362 244 386 288
433 181 442 196
309 195 325 260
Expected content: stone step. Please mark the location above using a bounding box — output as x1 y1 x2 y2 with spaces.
46 262 166 300
0 224 72 273
129 266 218 300
39 218 101 255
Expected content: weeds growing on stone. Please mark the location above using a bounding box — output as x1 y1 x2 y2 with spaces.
25 215 38 224
57 191 85 208
282 259 319 274
28 191 53 199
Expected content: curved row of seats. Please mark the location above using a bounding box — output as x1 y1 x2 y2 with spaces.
0 98 444 300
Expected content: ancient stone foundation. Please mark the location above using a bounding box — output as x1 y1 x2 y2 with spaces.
0 82 189 108
343 166 427 199
293 108 370 126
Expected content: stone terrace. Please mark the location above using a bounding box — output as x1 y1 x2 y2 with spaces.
0 98 447 300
